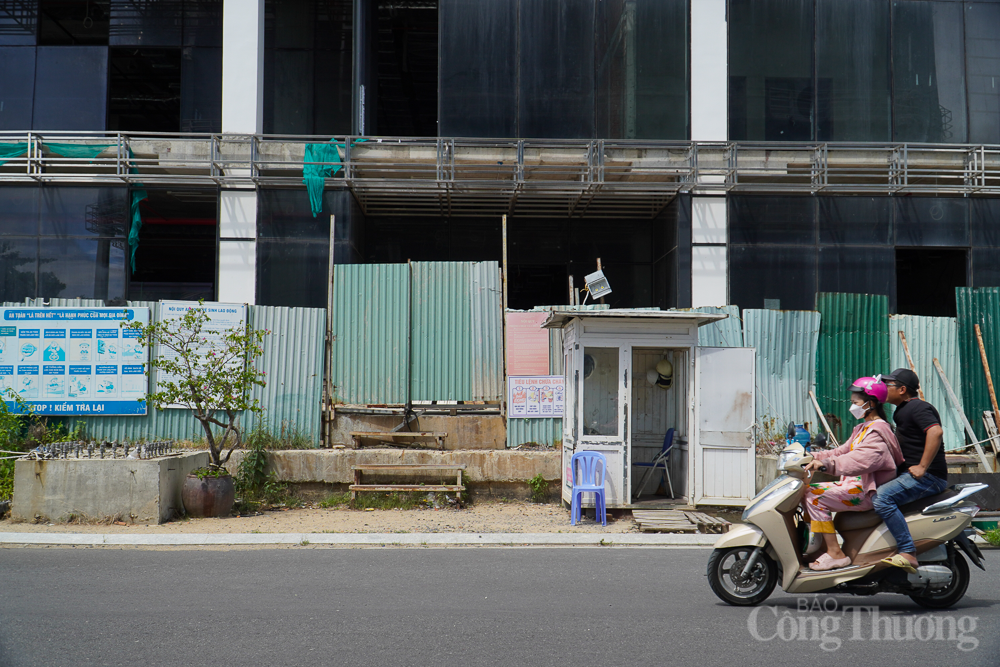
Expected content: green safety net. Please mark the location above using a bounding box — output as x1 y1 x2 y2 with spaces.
0 142 28 166
44 142 146 271
302 138 367 217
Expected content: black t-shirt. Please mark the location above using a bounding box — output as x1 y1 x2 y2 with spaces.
893 398 948 480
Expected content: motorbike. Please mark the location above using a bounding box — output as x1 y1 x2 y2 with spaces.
707 438 987 608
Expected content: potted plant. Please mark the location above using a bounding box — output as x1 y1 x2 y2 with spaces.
125 303 268 517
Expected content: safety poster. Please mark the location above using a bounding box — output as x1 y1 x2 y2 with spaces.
0 307 150 415
507 375 565 418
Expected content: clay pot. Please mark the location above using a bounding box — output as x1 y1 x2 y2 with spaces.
181 473 235 518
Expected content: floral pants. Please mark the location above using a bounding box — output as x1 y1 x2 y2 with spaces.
803 477 874 534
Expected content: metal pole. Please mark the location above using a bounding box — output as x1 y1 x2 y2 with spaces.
501 214 508 312
596 258 605 305
324 214 336 447
897 331 924 400
501 215 508 420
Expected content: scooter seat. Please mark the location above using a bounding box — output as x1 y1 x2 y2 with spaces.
834 510 882 531
832 489 959 533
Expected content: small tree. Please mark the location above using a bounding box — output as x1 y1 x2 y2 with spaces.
125 305 269 471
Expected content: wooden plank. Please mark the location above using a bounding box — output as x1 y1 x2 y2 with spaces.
351 464 466 471
350 432 448 437
348 485 465 492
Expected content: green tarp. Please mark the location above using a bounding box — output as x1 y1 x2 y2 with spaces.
0 142 28 166
302 138 366 217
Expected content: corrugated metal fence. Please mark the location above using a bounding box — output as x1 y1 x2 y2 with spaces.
743 309 821 436
889 314 967 452
330 261 503 405
815 293 890 441
7 299 326 445
956 287 1000 442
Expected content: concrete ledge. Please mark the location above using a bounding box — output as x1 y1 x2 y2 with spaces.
11 452 209 524
226 449 561 485
0 531 719 547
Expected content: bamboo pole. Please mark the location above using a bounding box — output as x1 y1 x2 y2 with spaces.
897 331 925 400
974 324 1000 470
808 390 839 447
933 357 991 470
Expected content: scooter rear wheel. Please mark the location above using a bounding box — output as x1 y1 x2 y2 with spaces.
908 547 970 610
707 546 778 606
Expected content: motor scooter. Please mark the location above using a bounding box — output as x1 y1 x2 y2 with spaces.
707 438 987 608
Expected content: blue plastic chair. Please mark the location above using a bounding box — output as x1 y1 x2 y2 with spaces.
570 451 608 526
633 428 675 499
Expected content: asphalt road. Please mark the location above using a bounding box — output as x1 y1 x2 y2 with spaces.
1 546 999 667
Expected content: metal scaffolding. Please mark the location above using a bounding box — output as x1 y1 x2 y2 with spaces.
2 132 1000 217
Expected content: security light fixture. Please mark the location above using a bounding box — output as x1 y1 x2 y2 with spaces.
582 269 612 303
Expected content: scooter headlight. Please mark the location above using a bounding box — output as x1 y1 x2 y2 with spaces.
778 449 801 471
742 479 801 522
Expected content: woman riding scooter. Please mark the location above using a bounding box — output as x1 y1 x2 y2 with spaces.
802 376 904 571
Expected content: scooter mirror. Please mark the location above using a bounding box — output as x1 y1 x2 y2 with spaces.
813 433 827 449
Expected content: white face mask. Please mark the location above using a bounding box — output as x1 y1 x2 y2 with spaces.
849 402 868 420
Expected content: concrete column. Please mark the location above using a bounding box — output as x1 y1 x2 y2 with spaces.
221 0 265 134
217 190 257 304
690 196 727 307
690 0 727 142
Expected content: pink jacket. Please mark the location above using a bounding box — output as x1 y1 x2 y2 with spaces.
814 419 904 495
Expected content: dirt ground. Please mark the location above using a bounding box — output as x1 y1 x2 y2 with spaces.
0 500 644 534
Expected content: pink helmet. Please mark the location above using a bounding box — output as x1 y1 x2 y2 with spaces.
849 375 887 403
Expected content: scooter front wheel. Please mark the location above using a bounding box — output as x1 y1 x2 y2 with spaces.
707 546 778 606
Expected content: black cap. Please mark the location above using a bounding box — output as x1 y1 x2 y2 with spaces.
885 368 920 393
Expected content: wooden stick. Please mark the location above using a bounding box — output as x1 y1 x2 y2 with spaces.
596 258 605 305
808 390 839 447
974 324 1000 471
897 331 925 400
933 357 991 470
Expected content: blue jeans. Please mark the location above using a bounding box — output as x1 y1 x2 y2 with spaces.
872 472 948 555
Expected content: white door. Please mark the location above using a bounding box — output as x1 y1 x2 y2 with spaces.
692 346 756 506
575 342 630 508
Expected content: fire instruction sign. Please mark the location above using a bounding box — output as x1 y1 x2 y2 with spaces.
0 307 150 415
507 375 564 418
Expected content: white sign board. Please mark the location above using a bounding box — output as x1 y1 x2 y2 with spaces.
508 375 565 418
0 307 150 415
156 301 248 404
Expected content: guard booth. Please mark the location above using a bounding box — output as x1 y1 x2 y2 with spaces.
542 310 757 508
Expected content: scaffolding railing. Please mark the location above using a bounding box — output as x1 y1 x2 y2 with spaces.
2 131 1000 217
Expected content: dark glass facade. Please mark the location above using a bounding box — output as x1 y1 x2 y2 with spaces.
0 0 222 132
257 188 364 307
0 185 127 302
730 0 1000 143
438 0 689 139
728 195 999 314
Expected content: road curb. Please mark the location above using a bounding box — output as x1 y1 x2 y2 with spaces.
0 531 720 547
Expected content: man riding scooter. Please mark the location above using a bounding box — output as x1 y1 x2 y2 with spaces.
873 368 949 573
801 376 904 570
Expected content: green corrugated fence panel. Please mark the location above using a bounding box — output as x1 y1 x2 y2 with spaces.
411 262 472 401
248 305 326 443
694 305 744 347
331 264 409 405
743 309 821 434
77 302 325 444
889 315 966 452
815 292 890 442
956 287 1000 443
507 417 563 448
470 262 503 401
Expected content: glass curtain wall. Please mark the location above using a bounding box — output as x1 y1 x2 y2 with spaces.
0 186 127 302
439 0 689 140
728 195 990 314
0 0 221 132
729 0 1000 143
263 0 353 135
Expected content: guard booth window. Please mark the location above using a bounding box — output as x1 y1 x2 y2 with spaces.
583 347 619 437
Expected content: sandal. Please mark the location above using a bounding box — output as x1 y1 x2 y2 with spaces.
880 554 917 574
809 552 852 571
